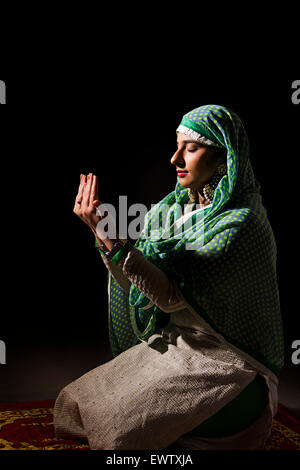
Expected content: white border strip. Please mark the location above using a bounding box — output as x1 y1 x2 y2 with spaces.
177 124 223 148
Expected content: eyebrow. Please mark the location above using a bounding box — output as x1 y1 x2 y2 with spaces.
177 139 202 145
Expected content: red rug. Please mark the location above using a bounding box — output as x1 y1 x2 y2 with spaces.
0 400 89 450
0 400 299 450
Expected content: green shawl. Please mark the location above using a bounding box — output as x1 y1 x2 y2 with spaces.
108 105 284 377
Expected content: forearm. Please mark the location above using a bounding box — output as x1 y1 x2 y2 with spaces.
97 236 132 294
96 236 186 312
93 208 186 312
94 234 117 252
121 247 186 312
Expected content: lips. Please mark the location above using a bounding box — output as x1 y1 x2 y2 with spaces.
177 171 188 177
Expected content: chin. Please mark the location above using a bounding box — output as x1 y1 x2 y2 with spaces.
178 180 193 189
177 177 189 186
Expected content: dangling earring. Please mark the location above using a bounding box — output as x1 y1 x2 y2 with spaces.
188 187 198 203
203 162 227 204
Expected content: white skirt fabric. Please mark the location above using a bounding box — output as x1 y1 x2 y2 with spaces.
53 307 278 450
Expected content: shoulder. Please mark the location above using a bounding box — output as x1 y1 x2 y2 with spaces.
207 206 274 253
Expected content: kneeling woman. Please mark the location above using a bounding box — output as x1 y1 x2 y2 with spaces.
54 105 284 450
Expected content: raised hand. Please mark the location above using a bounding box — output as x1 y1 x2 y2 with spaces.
73 174 118 251
73 173 101 234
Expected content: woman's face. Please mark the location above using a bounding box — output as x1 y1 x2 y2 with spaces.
170 132 225 191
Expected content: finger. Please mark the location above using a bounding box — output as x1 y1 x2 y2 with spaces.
78 174 86 195
92 199 101 215
82 173 92 208
95 175 99 200
74 174 86 209
92 199 101 206
75 174 85 199
89 174 97 206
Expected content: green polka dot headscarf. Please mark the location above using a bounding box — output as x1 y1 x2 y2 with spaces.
108 104 284 377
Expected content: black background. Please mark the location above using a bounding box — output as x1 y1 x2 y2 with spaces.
0 72 299 373
0 7 299 461
0 4 300 463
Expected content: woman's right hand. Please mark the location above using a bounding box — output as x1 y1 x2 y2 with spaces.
73 173 102 235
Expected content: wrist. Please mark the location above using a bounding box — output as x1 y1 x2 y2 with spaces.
101 238 115 251
94 236 106 254
95 229 120 251
94 233 120 252
106 240 133 265
94 236 132 265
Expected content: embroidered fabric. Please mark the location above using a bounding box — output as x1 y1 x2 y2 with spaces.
176 125 223 148
54 215 278 450
101 248 186 313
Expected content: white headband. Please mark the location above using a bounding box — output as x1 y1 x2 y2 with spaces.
176 124 223 148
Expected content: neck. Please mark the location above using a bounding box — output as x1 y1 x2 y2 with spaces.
197 189 210 206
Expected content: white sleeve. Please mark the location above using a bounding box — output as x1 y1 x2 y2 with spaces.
99 245 186 313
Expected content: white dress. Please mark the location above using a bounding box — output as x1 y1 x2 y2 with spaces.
53 205 278 450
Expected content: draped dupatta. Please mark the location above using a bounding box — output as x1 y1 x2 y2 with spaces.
108 105 284 377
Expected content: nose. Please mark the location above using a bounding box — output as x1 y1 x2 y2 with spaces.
170 147 185 167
